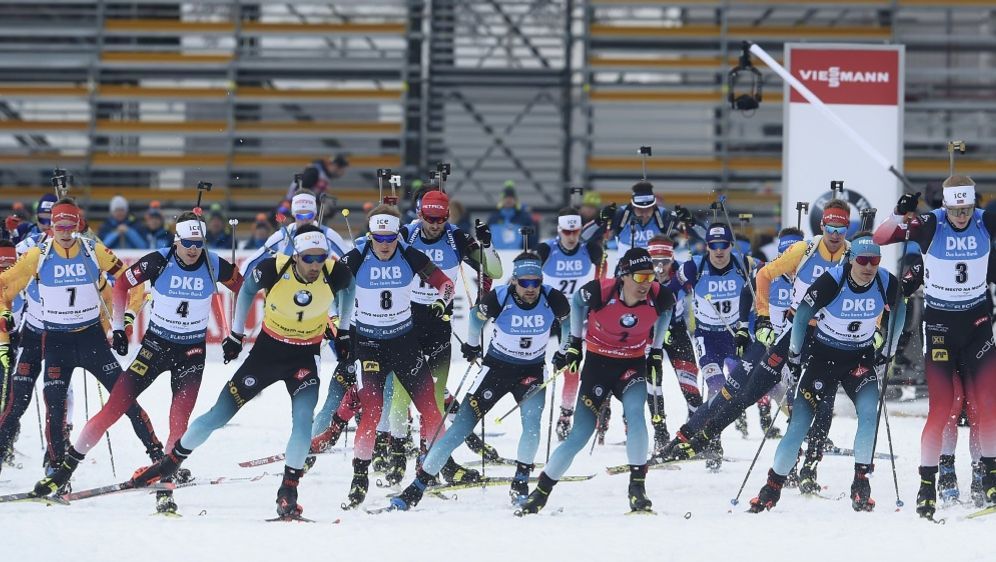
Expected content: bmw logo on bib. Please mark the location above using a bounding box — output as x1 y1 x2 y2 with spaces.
620 314 638 328
294 290 313 306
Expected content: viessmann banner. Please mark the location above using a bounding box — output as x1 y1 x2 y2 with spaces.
782 43 904 266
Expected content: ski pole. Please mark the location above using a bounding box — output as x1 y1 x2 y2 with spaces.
730 394 789 506
545 370 557 463
589 399 610 455
95 383 117 479
703 294 737 338
881 394 902 509
495 366 569 424
34 386 44 451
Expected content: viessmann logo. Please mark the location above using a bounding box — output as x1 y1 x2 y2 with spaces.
798 67 890 88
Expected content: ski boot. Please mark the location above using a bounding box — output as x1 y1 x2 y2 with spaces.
518 473 555 515
34 447 84 496
628 464 653 513
937 454 959 502
748 469 786 513
156 490 179 516
971 461 986 507
556 407 572 441
798 457 822 495
784 465 800 489
383 436 407 486
758 401 781 438
391 471 431 511
464 431 501 462
982 457 996 505
310 414 347 453
440 457 480 485
371 431 391 473
735 410 749 439
510 462 533 504
343 458 370 509
658 430 704 462
131 444 190 487
302 455 317 474
275 466 305 519
850 463 876 512
650 407 670 456
704 434 724 472
915 465 937 520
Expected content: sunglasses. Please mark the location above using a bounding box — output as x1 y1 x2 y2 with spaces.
178 239 204 249
422 216 447 225
294 212 316 221
516 278 542 289
299 253 329 264
947 206 974 218
707 241 731 251
823 224 848 235
631 272 655 283
371 233 399 244
853 255 881 266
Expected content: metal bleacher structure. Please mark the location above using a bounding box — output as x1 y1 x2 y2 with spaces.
0 1 994 235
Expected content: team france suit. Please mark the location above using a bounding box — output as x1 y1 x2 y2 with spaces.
420 284 570 477
0 236 161 466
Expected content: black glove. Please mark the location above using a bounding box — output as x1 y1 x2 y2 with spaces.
0 343 11 376
334 330 353 363
554 336 583 372
461 342 482 362
474 222 492 248
598 203 617 227
647 348 664 383
896 192 921 215
786 351 803 387
428 299 448 320
222 333 244 364
734 324 752 357
673 205 693 226
112 329 129 357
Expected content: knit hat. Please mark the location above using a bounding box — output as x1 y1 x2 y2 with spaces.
109 195 128 213
615 248 655 277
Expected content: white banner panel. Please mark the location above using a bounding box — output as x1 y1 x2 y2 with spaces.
782 43 904 267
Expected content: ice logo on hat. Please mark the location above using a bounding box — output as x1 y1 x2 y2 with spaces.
189 224 203 237
709 226 726 238
376 218 390 229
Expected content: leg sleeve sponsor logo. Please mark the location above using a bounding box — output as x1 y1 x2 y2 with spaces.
130 360 149 376
227 381 247 408
294 368 312 381
931 336 944 345
362 360 380 373
931 349 949 362
293 377 318 396
46 366 61 380
185 347 204 357
138 347 154 360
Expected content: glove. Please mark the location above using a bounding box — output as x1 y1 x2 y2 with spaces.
648 348 664 382
557 336 583 372
334 330 353 363
112 330 129 357
673 205 693 226
598 203 617 227
0 309 14 334
786 351 802 387
754 315 776 347
461 342 482 362
872 329 886 352
0 343 11 376
123 311 136 339
428 299 448 320
663 329 673 346
474 222 492 248
222 333 244 364
896 192 921 215
734 323 752 357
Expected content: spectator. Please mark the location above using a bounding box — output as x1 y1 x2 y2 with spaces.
138 200 171 249
205 204 232 249
579 190 600 225
243 213 274 250
287 153 349 198
98 195 145 249
486 181 538 250
449 199 471 233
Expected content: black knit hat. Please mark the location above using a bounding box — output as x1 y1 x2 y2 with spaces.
615 247 654 277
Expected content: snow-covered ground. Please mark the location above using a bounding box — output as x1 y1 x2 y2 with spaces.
2 346 989 561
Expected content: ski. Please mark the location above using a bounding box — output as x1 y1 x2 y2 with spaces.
64 481 175 502
266 514 316 523
173 472 275 490
3 494 70 506
823 446 895 461
428 474 594 494
365 504 401 515
238 450 338 469
625 509 658 516
966 505 996 520
606 460 684 476
458 456 545 469
513 506 564 517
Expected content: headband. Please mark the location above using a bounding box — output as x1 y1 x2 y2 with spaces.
631 193 656 208
368 214 400 234
513 258 543 278
943 185 975 207
850 236 880 258
175 219 205 240
821 207 850 226
51 203 81 225
291 193 318 219
777 234 804 254
647 241 674 259
294 230 329 254
558 215 582 231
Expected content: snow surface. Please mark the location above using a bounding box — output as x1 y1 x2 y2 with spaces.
2 345 989 562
